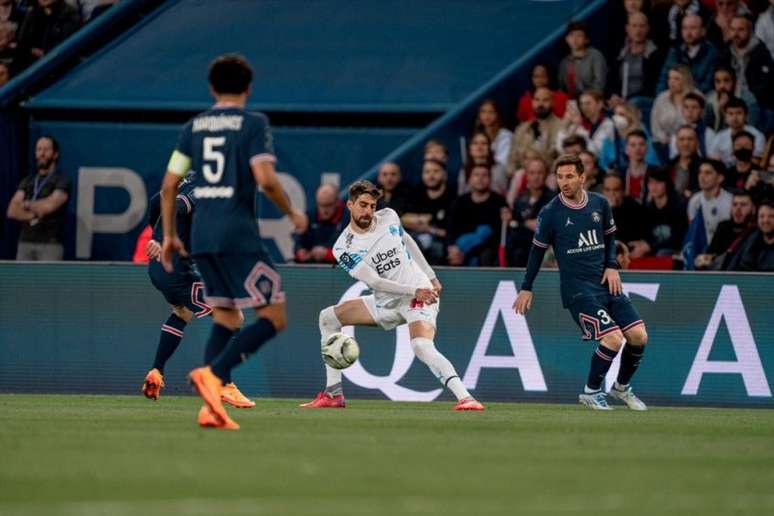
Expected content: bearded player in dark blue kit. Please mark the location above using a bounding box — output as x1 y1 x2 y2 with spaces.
513 155 649 410
160 54 307 430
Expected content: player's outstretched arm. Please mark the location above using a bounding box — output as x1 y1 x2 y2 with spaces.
251 161 308 233
160 171 186 272
403 232 436 279
350 264 438 304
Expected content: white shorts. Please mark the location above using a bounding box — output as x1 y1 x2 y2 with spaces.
360 295 439 331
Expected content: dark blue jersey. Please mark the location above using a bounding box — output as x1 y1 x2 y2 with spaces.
149 180 196 271
169 105 275 255
524 191 618 307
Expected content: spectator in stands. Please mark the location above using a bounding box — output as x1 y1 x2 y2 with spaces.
460 130 508 197
558 21 607 98
423 138 448 165
709 96 765 166
727 200 774 271
375 161 410 215
516 63 568 122
695 189 756 269
651 64 696 147
607 0 652 57
579 149 604 193
718 14 774 110
755 0 774 59
5 135 71 260
600 101 659 171
668 125 702 196
16 0 80 71
663 0 714 46
713 0 752 43
704 65 759 132
723 130 756 190
618 129 658 202
508 87 561 176
474 99 512 167
447 163 508 266
294 184 346 264
609 11 665 103
0 60 8 87
401 158 455 265
658 13 718 93
578 89 615 154
688 159 733 243
506 158 554 266
0 0 24 29
603 172 649 248
0 21 16 69
668 92 715 158
641 167 687 256
743 149 774 204
560 134 587 156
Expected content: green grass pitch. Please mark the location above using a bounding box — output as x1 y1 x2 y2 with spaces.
1 395 773 516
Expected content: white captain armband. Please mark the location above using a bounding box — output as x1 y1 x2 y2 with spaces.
167 150 192 177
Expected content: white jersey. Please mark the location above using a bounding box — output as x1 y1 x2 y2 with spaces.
333 208 431 306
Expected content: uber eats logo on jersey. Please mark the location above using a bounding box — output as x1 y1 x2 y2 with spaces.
567 230 604 254
372 247 401 274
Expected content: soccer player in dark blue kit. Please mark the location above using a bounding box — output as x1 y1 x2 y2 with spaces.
513 155 649 410
142 177 256 409
160 54 307 430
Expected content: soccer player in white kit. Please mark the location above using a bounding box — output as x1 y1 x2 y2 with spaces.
301 180 485 411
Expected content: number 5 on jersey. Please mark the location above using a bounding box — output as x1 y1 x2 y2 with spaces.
203 136 226 183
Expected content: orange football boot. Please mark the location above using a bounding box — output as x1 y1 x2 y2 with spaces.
188 367 238 429
221 383 256 408
197 404 239 430
454 398 485 411
141 368 164 400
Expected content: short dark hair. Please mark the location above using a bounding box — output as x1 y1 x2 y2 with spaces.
700 158 727 177
38 135 59 154
423 158 447 172
732 130 754 145
348 180 382 202
647 166 674 189
731 188 753 200
724 96 748 114
561 134 588 150
714 64 736 83
208 54 253 95
554 154 584 175
566 20 589 37
759 200 774 211
683 92 705 109
625 129 648 143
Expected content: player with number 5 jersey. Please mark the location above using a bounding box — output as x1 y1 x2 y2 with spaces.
161 54 307 430
513 155 649 411
300 179 484 411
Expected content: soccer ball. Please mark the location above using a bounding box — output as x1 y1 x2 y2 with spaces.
322 332 360 369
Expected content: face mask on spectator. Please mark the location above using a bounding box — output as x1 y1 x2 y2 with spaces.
613 114 629 131
733 148 753 162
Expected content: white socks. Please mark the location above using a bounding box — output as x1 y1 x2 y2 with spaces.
319 306 343 389
411 337 471 401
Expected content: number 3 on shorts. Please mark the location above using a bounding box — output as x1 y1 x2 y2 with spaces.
597 309 612 325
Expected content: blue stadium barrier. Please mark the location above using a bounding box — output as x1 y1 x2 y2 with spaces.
1 263 772 408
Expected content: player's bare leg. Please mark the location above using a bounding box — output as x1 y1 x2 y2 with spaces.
300 299 376 408
142 305 194 400
408 320 484 411
608 324 648 410
579 330 627 410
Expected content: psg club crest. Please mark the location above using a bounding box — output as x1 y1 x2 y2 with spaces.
591 211 601 223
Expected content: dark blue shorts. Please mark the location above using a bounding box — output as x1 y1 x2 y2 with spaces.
567 292 643 340
148 261 212 318
193 253 285 309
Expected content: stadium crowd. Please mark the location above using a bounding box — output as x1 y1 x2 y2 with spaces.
295 0 774 272
0 0 116 86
